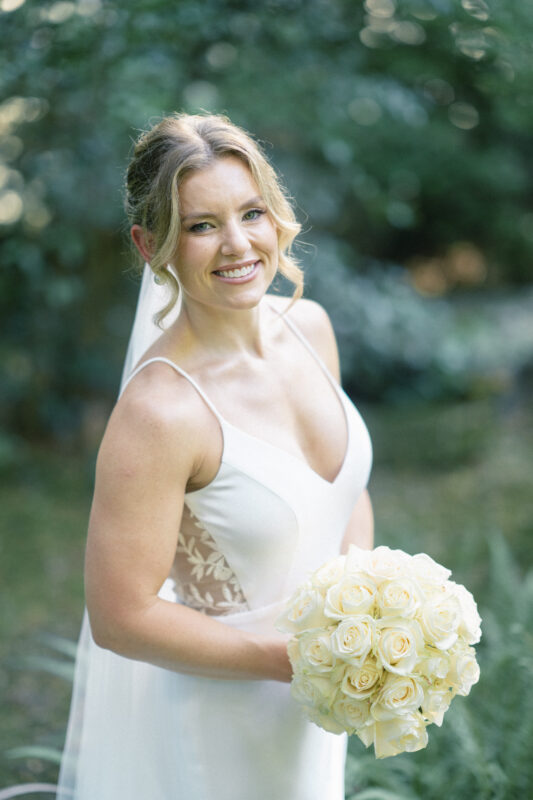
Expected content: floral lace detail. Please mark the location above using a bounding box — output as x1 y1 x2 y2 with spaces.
170 506 249 616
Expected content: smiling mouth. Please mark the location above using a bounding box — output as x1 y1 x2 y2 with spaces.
213 261 258 279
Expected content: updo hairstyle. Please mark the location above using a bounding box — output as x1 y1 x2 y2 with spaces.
124 112 303 327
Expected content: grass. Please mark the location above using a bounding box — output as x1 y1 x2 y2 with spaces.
0 450 90 789
0 394 531 794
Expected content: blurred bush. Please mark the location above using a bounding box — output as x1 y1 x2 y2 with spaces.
303 237 533 404
1 0 532 444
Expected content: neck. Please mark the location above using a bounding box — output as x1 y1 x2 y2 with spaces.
171 295 273 361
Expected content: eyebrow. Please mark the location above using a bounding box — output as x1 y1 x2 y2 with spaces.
180 196 265 222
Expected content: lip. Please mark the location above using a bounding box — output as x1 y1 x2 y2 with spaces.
212 260 260 284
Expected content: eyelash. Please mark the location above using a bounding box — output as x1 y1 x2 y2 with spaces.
188 208 266 233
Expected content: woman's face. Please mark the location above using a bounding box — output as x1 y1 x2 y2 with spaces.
172 156 279 312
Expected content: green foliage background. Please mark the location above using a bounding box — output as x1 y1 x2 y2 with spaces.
1 0 532 797
1 0 533 444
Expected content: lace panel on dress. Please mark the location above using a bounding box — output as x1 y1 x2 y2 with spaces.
169 503 249 616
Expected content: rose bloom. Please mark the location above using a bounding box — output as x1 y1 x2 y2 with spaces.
449 581 482 645
276 582 328 634
341 657 383 699
344 544 371 574
324 574 377 619
287 637 301 672
371 673 425 722
414 646 450 681
297 629 337 674
376 617 424 675
290 672 337 712
330 616 375 667
359 711 429 759
421 683 453 726
408 552 451 584
310 556 345 595
446 642 480 696
357 545 411 586
332 696 371 734
419 592 462 651
307 705 347 735
377 577 422 619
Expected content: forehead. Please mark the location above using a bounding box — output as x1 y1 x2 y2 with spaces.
178 156 260 213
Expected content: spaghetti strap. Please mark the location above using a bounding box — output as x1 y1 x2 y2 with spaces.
119 356 224 424
266 301 338 387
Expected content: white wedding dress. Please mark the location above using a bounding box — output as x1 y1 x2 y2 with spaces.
56 267 373 799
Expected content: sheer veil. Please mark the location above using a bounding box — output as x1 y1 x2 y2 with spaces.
56 263 180 799
120 262 181 385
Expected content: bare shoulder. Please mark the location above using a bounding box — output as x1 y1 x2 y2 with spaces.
267 294 341 381
97 363 216 489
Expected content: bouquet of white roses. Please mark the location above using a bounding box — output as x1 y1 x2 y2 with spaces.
276 545 481 759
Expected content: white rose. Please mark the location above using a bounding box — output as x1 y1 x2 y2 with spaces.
371 673 425 721
344 544 371 574
298 629 337 674
370 712 429 759
356 719 375 748
414 646 450 681
287 637 302 673
306 706 347 735
330 616 375 666
358 546 411 586
446 642 480 696
310 556 346 595
377 577 422 619
332 696 371 733
450 581 482 645
341 656 383 699
409 552 451 585
421 683 453 726
291 672 337 712
419 592 462 651
376 617 424 676
324 574 377 619
275 583 329 634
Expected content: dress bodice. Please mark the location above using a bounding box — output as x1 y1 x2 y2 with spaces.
119 304 373 616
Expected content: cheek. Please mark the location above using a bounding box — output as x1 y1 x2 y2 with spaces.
175 237 217 274
258 220 280 254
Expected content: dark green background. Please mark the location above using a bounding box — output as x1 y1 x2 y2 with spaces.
1 0 532 797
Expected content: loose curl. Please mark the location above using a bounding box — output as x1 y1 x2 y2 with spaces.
124 112 304 328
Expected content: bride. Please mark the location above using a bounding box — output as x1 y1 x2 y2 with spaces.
57 112 374 799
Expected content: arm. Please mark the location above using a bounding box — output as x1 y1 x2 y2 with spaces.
288 298 375 553
85 374 291 682
340 488 374 552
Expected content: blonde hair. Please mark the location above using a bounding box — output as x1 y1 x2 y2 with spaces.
124 112 303 327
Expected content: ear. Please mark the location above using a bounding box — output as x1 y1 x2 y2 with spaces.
131 224 155 262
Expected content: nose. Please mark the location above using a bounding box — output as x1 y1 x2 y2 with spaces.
220 218 250 258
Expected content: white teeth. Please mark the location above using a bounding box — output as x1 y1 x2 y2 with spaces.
217 263 256 278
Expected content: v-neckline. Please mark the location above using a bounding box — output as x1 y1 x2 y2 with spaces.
208 300 351 486
218 386 351 487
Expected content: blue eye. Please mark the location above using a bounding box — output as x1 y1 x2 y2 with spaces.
188 221 212 233
243 209 266 221
187 209 265 233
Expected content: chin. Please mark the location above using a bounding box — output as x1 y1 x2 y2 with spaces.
222 291 267 311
